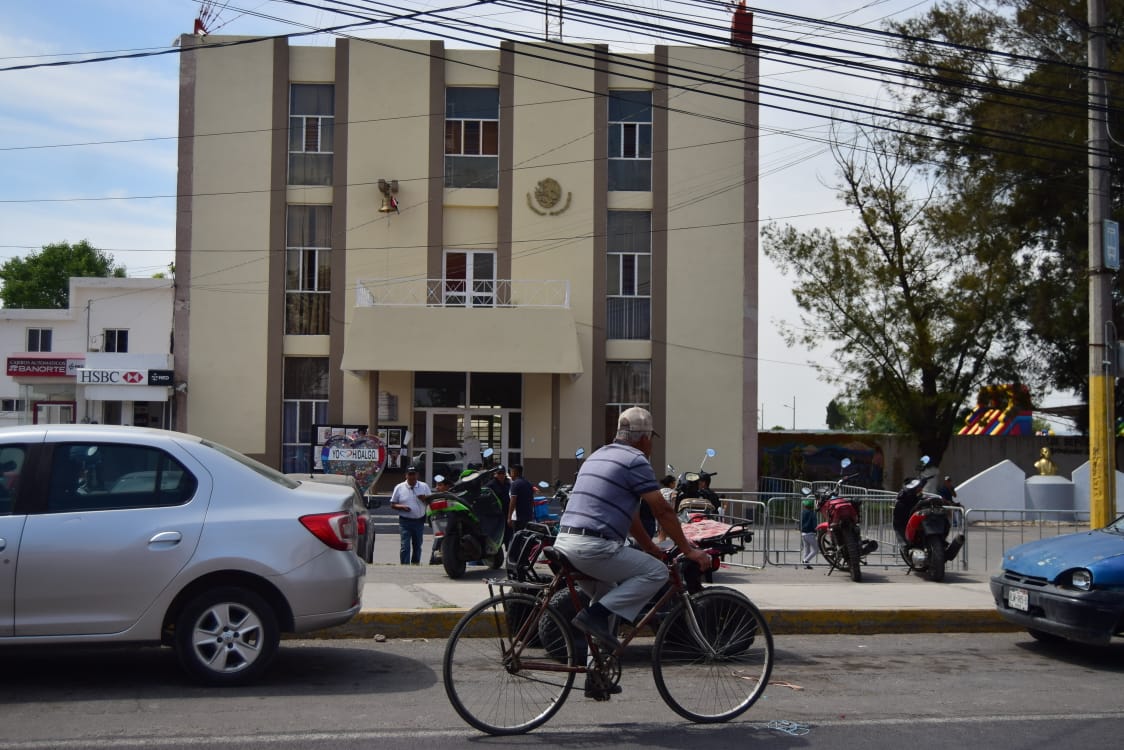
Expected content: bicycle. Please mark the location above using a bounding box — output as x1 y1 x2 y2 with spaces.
442 542 774 735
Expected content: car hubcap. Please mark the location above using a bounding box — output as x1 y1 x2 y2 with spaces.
192 602 263 673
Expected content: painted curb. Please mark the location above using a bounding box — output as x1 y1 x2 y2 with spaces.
296 607 1017 640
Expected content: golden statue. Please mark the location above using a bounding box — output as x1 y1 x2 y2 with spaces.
1034 447 1058 476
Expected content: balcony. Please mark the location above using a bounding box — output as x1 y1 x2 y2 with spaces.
342 279 582 375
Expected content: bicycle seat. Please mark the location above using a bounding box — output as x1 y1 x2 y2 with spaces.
541 545 575 570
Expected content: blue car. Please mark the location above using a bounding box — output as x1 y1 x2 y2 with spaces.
990 516 1124 645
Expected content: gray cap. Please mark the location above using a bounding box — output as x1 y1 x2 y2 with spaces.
615 406 660 441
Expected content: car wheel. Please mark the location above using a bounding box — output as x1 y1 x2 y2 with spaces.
363 533 375 564
174 586 279 686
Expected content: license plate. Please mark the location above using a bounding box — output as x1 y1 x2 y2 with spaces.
1007 587 1029 612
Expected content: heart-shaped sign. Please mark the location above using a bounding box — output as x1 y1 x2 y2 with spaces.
320 433 387 495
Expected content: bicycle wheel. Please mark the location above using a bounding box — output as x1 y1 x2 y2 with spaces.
443 592 576 735
652 588 773 723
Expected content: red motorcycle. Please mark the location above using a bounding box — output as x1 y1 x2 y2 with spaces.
807 458 878 582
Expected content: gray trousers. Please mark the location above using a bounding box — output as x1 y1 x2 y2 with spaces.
552 532 668 623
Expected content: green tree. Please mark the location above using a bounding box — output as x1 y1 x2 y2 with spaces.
0 240 125 309
887 0 1124 425
763 125 1032 464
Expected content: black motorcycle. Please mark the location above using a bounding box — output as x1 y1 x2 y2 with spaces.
893 456 964 582
669 448 721 514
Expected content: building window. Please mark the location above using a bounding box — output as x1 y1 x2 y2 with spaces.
445 87 499 189
604 361 651 443
608 90 652 192
27 328 52 352
103 329 128 353
1 399 26 412
444 250 496 308
606 211 651 339
282 357 329 473
286 205 331 335
289 84 334 186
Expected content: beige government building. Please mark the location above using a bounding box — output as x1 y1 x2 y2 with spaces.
173 33 760 491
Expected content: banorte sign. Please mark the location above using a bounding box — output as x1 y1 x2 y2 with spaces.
76 369 147 385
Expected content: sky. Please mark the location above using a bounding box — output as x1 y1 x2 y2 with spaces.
0 0 974 432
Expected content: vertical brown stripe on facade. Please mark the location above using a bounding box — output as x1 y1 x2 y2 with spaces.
591 44 609 449
742 46 761 492
651 47 669 465
264 37 289 467
427 41 445 280
173 34 197 433
498 42 515 286
329 40 350 423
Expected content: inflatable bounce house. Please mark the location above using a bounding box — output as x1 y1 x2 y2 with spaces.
959 384 1034 436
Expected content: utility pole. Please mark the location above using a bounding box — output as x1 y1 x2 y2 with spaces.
1088 0 1116 528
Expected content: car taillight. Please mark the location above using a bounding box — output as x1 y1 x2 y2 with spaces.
300 512 356 551
357 516 368 536
429 499 449 511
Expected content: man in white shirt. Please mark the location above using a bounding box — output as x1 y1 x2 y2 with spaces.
390 466 432 564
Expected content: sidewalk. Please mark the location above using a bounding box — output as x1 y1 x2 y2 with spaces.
313 545 1013 640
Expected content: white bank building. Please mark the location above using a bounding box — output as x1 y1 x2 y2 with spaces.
0 278 175 429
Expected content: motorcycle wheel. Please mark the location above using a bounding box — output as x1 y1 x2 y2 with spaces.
817 529 840 570
845 528 862 582
926 534 946 582
442 526 467 579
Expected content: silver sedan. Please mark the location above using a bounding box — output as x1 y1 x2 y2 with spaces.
0 424 365 685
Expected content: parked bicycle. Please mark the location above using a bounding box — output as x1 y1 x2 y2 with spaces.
442 543 774 735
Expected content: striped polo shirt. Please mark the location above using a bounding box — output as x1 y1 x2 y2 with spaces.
559 441 659 540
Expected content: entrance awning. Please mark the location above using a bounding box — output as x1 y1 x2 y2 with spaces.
341 306 584 374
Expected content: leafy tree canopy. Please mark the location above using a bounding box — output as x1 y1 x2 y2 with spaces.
763 125 1036 464
0 240 125 309
887 0 1124 414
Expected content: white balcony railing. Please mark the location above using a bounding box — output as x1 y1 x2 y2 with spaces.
355 278 571 309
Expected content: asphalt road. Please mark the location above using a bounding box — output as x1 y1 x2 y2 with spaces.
1 632 1120 749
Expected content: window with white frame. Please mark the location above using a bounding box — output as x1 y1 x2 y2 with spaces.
282 357 329 473
289 84 334 186
286 205 331 335
608 90 652 192
445 88 499 189
444 250 496 308
26 328 52 352
103 329 128 353
606 211 651 339
1 399 26 412
604 361 651 443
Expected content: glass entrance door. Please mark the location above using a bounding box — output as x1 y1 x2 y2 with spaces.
414 409 520 483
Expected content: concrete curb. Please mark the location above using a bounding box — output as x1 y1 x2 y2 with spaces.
297 607 1017 641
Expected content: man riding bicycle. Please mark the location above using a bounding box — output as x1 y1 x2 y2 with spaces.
552 407 713 667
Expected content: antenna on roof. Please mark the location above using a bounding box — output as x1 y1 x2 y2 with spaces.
545 0 563 42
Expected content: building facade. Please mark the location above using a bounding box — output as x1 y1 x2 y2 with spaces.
174 35 760 490
0 278 175 429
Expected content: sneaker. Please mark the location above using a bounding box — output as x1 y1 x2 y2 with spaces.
583 674 623 701
804 565 814 570
572 609 620 651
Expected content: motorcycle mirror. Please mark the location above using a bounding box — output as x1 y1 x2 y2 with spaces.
666 463 676 474
840 457 852 470
918 455 931 468
538 480 550 489
483 447 494 459
705 448 716 458
575 447 585 461
801 487 812 496
434 474 445 484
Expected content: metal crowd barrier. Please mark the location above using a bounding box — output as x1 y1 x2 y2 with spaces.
716 485 1092 574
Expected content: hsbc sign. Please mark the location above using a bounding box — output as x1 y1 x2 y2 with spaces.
77 369 148 385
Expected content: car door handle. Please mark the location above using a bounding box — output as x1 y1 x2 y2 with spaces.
148 531 182 546
0 537 6 552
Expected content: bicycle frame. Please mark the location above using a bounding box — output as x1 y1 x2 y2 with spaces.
492 550 715 676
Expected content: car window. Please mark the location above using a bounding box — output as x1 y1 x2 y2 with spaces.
0 444 28 515
47 443 198 512
201 438 301 489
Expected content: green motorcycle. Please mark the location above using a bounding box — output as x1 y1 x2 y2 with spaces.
426 467 507 579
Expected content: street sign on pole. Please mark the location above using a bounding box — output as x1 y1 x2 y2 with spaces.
1105 219 1120 271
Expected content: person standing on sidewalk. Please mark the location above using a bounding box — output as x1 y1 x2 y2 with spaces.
390 466 431 565
800 497 818 569
507 464 535 536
